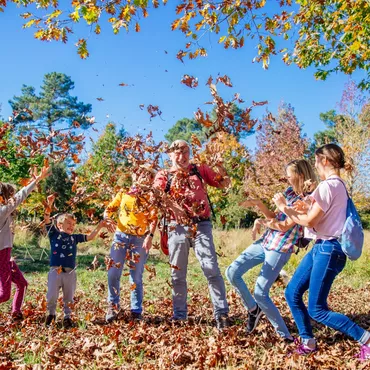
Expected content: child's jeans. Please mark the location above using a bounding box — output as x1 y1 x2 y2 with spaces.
285 239 370 345
226 239 292 338
0 248 28 313
107 231 148 314
47 268 76 318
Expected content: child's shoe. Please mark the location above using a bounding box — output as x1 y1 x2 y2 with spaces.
45 314 56 327
11 312 23 322
291 338 317 355
63 317 74 329
216 314 231 331
106 304 118 323
358 344 370 361
246 305 263 333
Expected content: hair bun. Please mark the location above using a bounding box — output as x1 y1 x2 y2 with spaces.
343 161 353 172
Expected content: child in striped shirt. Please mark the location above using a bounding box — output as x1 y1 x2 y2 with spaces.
226 159 316 341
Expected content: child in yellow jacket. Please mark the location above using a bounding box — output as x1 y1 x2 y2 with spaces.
104 166 157 322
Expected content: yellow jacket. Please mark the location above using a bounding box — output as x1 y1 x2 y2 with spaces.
105 192 157 236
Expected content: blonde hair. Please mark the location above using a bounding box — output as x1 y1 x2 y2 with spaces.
285 159 317 195
56 213 76 224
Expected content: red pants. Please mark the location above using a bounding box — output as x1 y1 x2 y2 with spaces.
0 248 28 313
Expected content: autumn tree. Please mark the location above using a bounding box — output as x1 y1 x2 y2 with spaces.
325 81 370 204
165 118 207 144
244 103 309 203
4 1 370 88
9 72 92 152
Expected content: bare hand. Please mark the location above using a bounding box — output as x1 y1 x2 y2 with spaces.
47 194 56 206
143 236 152 254
35 164 50 183
293 199 311 212
100 218 116 233
272 193 286 210
252 219 262 241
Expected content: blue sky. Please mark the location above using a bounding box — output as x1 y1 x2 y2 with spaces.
0 3 367 151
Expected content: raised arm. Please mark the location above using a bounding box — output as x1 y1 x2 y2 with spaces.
239 199 276 219
44 194 56 224
86 219 112 241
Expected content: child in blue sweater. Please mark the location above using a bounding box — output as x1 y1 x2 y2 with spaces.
44 194 114 328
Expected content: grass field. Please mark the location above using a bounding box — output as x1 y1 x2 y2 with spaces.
0 226 369 369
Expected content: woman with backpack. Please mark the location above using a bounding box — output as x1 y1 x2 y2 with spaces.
273 143 370 359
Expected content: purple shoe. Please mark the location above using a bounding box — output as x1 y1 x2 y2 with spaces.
358 345 370 361
290 338 317 356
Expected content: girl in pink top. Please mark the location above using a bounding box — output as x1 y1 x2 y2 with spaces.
273 144 370 360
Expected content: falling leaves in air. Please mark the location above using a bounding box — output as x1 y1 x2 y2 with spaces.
181 74 198 88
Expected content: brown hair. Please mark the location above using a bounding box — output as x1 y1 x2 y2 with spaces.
0 183 16 203
285 159 317 195
315 143 349 170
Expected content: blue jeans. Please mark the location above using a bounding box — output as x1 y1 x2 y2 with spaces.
286 239 370 345
226 239 292 338
168 221 229 319
107 231 148 314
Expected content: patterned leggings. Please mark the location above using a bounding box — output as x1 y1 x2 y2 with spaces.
0 248 28 313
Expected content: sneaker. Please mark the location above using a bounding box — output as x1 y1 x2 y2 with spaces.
216 314 231 331
292 338 317 355
105 304 118 323
283 336 295 344
45 314 56 327
246 305 263 333
131 312 143 321
63 317 74 329
359 344 370 361
11 312 23 322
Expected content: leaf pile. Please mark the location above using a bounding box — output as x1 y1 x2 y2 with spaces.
0 275 368 369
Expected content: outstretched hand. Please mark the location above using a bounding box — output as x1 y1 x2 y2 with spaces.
35 163 50 183
100 218 116 233
47 194 56 206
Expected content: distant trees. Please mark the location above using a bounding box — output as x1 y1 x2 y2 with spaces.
9 72 92 153
244 103 309 202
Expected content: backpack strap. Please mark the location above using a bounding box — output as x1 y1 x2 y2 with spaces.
325 177 349 199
